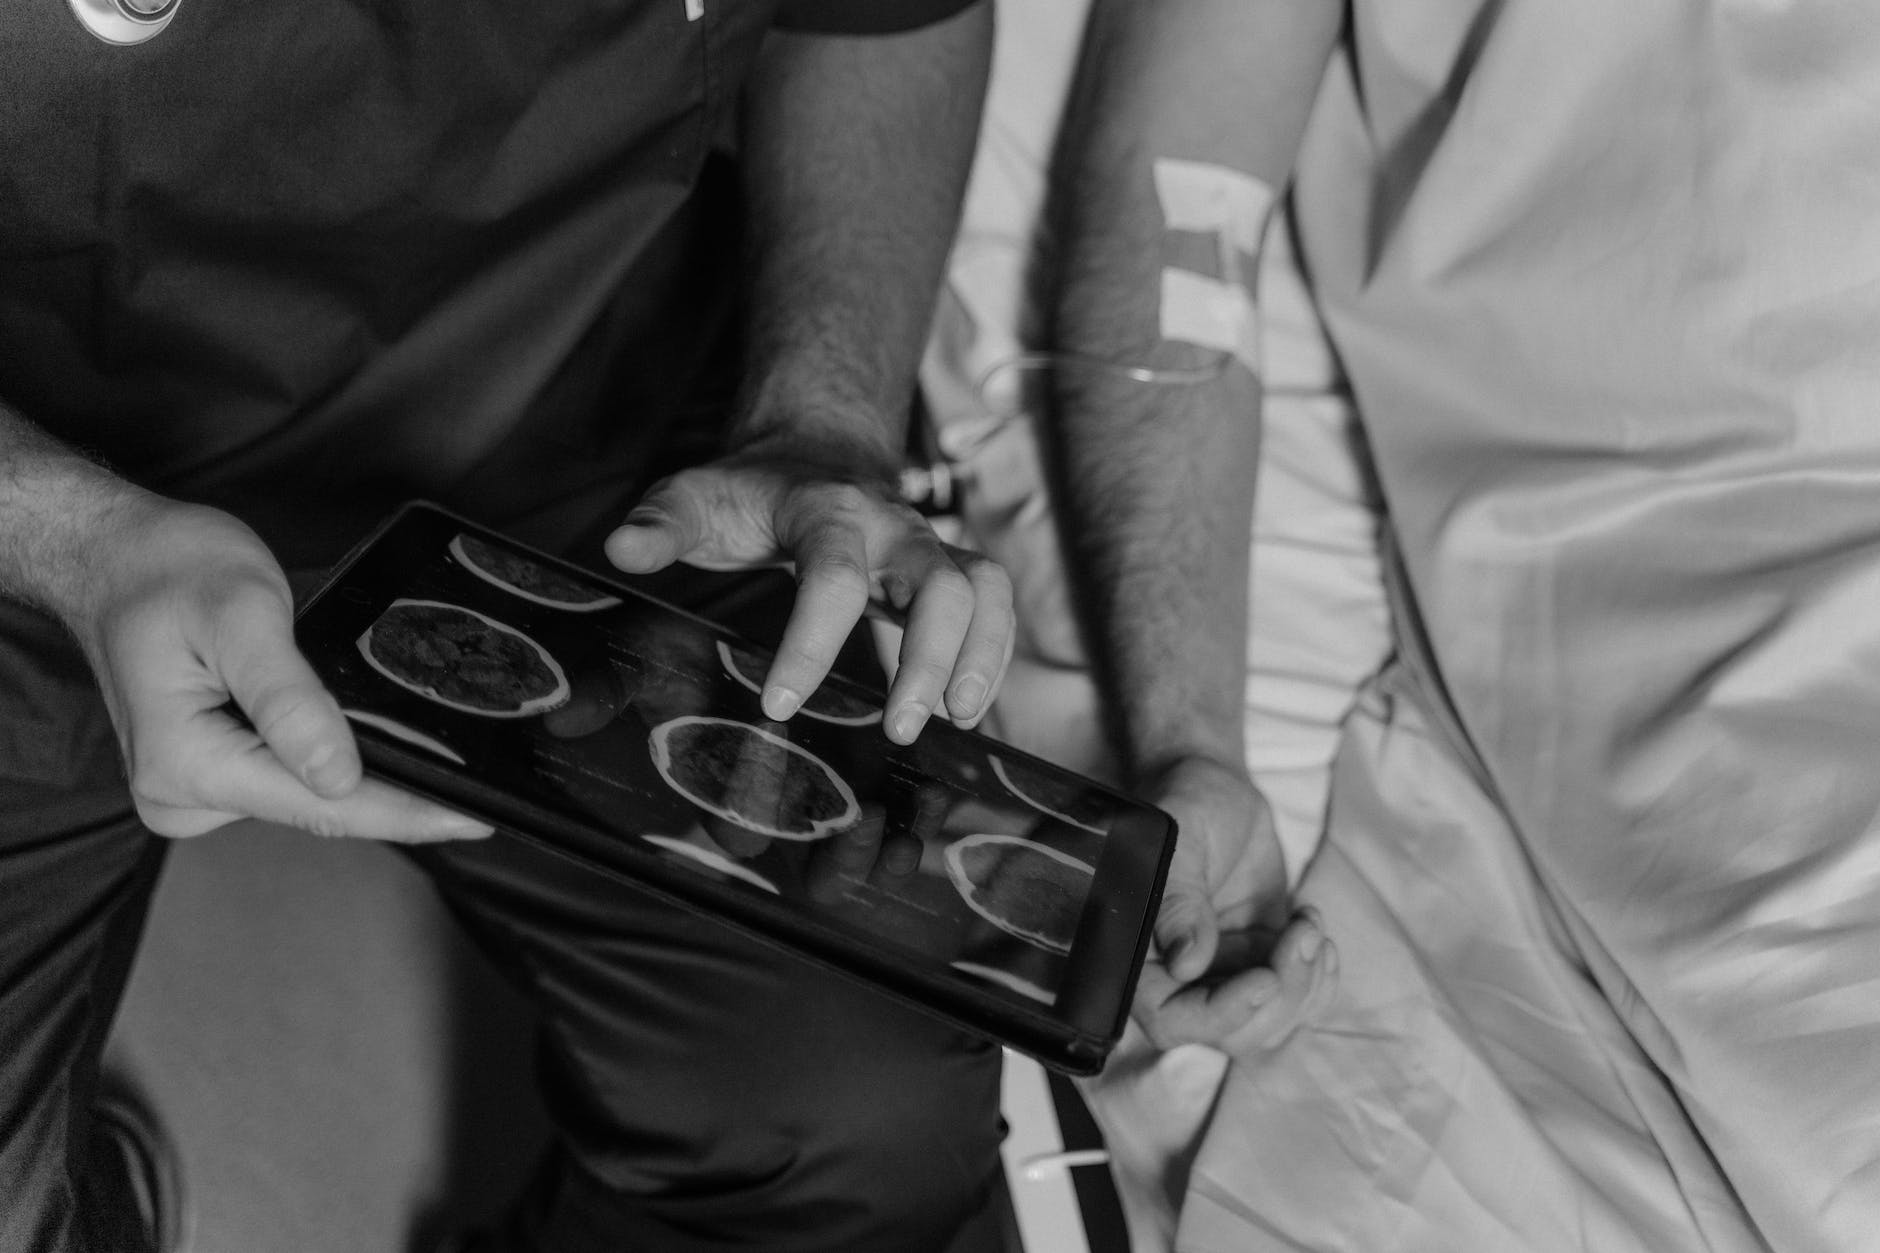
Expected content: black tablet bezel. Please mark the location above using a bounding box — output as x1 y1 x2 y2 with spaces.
293 502 1176 1075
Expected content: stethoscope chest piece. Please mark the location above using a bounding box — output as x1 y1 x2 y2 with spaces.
68 0 181 46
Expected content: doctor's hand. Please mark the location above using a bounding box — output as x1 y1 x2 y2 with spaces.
604 445 1015 745
65 498 492 843
1132 755 1335 1053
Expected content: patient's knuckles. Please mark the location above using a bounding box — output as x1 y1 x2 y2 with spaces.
1143 1011 1200 1051
1190 1003 1258 1048
1237 1008 1299 1053
1150 984 1251 1049
1157 885 1208 929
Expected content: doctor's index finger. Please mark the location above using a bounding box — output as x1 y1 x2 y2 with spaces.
762 518 874 720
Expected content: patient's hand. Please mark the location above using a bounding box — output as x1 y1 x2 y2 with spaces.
1131 756 1335 1052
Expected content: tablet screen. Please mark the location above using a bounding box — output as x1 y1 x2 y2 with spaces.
296 504 1172 1070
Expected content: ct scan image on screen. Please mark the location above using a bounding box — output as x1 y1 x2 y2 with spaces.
299 511 1133 1018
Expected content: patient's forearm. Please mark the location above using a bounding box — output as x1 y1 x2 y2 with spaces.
1048 0 1343 782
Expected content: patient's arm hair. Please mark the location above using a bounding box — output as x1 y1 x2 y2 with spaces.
1048 0 1345 784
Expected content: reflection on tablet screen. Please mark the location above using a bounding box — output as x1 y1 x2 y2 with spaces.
308 524 1126 1017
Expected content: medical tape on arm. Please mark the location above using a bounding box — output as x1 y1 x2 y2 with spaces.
1152 158 1275 373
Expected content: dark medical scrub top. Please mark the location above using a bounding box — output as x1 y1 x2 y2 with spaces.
0 0 975 570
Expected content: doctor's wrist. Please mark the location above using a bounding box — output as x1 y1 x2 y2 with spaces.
0 417 157 628
722 419 904 496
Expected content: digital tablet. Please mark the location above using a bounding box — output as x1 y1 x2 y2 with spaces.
293 502 1176 1075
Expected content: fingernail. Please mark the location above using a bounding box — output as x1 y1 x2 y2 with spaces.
302 745 349 797
950 675 987 717
765 687 801 720
891 704 928 742
1297 926 1322 963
